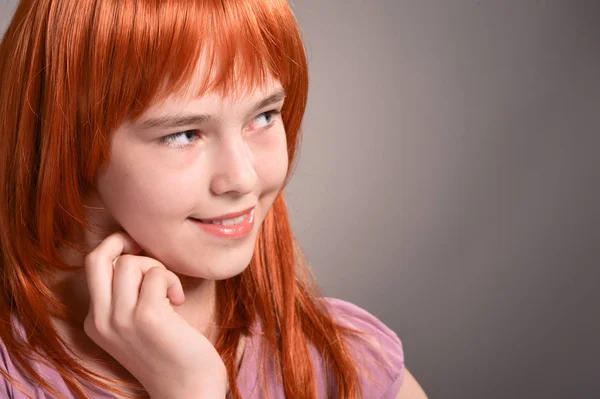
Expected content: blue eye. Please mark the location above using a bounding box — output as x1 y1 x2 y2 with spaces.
255 111 274 126
160 110 280 148
162 130 199 148
249 110 280 131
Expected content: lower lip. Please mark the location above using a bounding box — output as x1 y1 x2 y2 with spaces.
190 208 255 239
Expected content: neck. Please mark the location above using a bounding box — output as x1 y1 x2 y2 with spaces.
53 202 221 343
47 246 227 391
45 205 246 392
51 246 219 345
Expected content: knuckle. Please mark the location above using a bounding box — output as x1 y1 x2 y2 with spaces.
83 313 108 338
109 313 132 333
134 307 159 328
84 251 99 266
144 266 165 279
114 263 138 279
114 254 137 270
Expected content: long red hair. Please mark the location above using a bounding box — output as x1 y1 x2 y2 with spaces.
0 1 375 398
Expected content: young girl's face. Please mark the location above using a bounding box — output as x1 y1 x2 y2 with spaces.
92 77 288 280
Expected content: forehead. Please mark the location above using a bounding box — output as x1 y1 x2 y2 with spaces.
147 50 283 111
138 84 285 128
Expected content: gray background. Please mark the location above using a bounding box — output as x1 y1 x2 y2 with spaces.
2 1 599 398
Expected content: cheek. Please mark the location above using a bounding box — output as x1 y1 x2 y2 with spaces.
253 127 289 188
97 158 197 222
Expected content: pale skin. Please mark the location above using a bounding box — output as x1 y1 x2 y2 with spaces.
50 69 427 397
83 232 228 398
54 77 288 397
397 369 428 399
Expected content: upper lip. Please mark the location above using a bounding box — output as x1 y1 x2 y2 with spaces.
195 206 255 221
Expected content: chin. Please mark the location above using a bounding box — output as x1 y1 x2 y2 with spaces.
202 258 252 281
167 246 255 281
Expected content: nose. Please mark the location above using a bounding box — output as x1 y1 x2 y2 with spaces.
210 138 257 197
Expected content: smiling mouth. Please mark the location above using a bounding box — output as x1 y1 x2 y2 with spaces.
192 206 255 223
189 208 256 239
196 212 250 226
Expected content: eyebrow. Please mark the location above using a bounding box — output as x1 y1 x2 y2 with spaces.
135 89 286 130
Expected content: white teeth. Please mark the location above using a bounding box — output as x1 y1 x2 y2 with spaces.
207 213 248 226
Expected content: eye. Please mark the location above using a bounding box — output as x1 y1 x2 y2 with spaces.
161 130 200 148
247 110 280 131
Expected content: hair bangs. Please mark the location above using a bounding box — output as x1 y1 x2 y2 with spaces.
97 0 299 122
77 0 307 185
0 1 376 398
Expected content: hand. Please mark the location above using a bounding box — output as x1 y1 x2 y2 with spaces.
83 231 227 398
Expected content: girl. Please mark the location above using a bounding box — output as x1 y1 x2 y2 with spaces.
0 0 427 398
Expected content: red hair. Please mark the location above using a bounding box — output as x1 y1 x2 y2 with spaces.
0 0 377 398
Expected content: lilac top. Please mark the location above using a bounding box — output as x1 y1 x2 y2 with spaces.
0 297 404 398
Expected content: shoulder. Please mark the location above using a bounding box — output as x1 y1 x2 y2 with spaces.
0 332 15 398
321 297 405 399
0 315 81 399
0 317 34 399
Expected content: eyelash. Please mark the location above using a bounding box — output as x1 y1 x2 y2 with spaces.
161 110 281 149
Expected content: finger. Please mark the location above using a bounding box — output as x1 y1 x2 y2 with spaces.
111 255 158 323
137 267 185 312
85 231 142 312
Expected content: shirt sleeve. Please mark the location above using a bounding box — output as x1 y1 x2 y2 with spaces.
323 297 405 398
0 337 15 399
